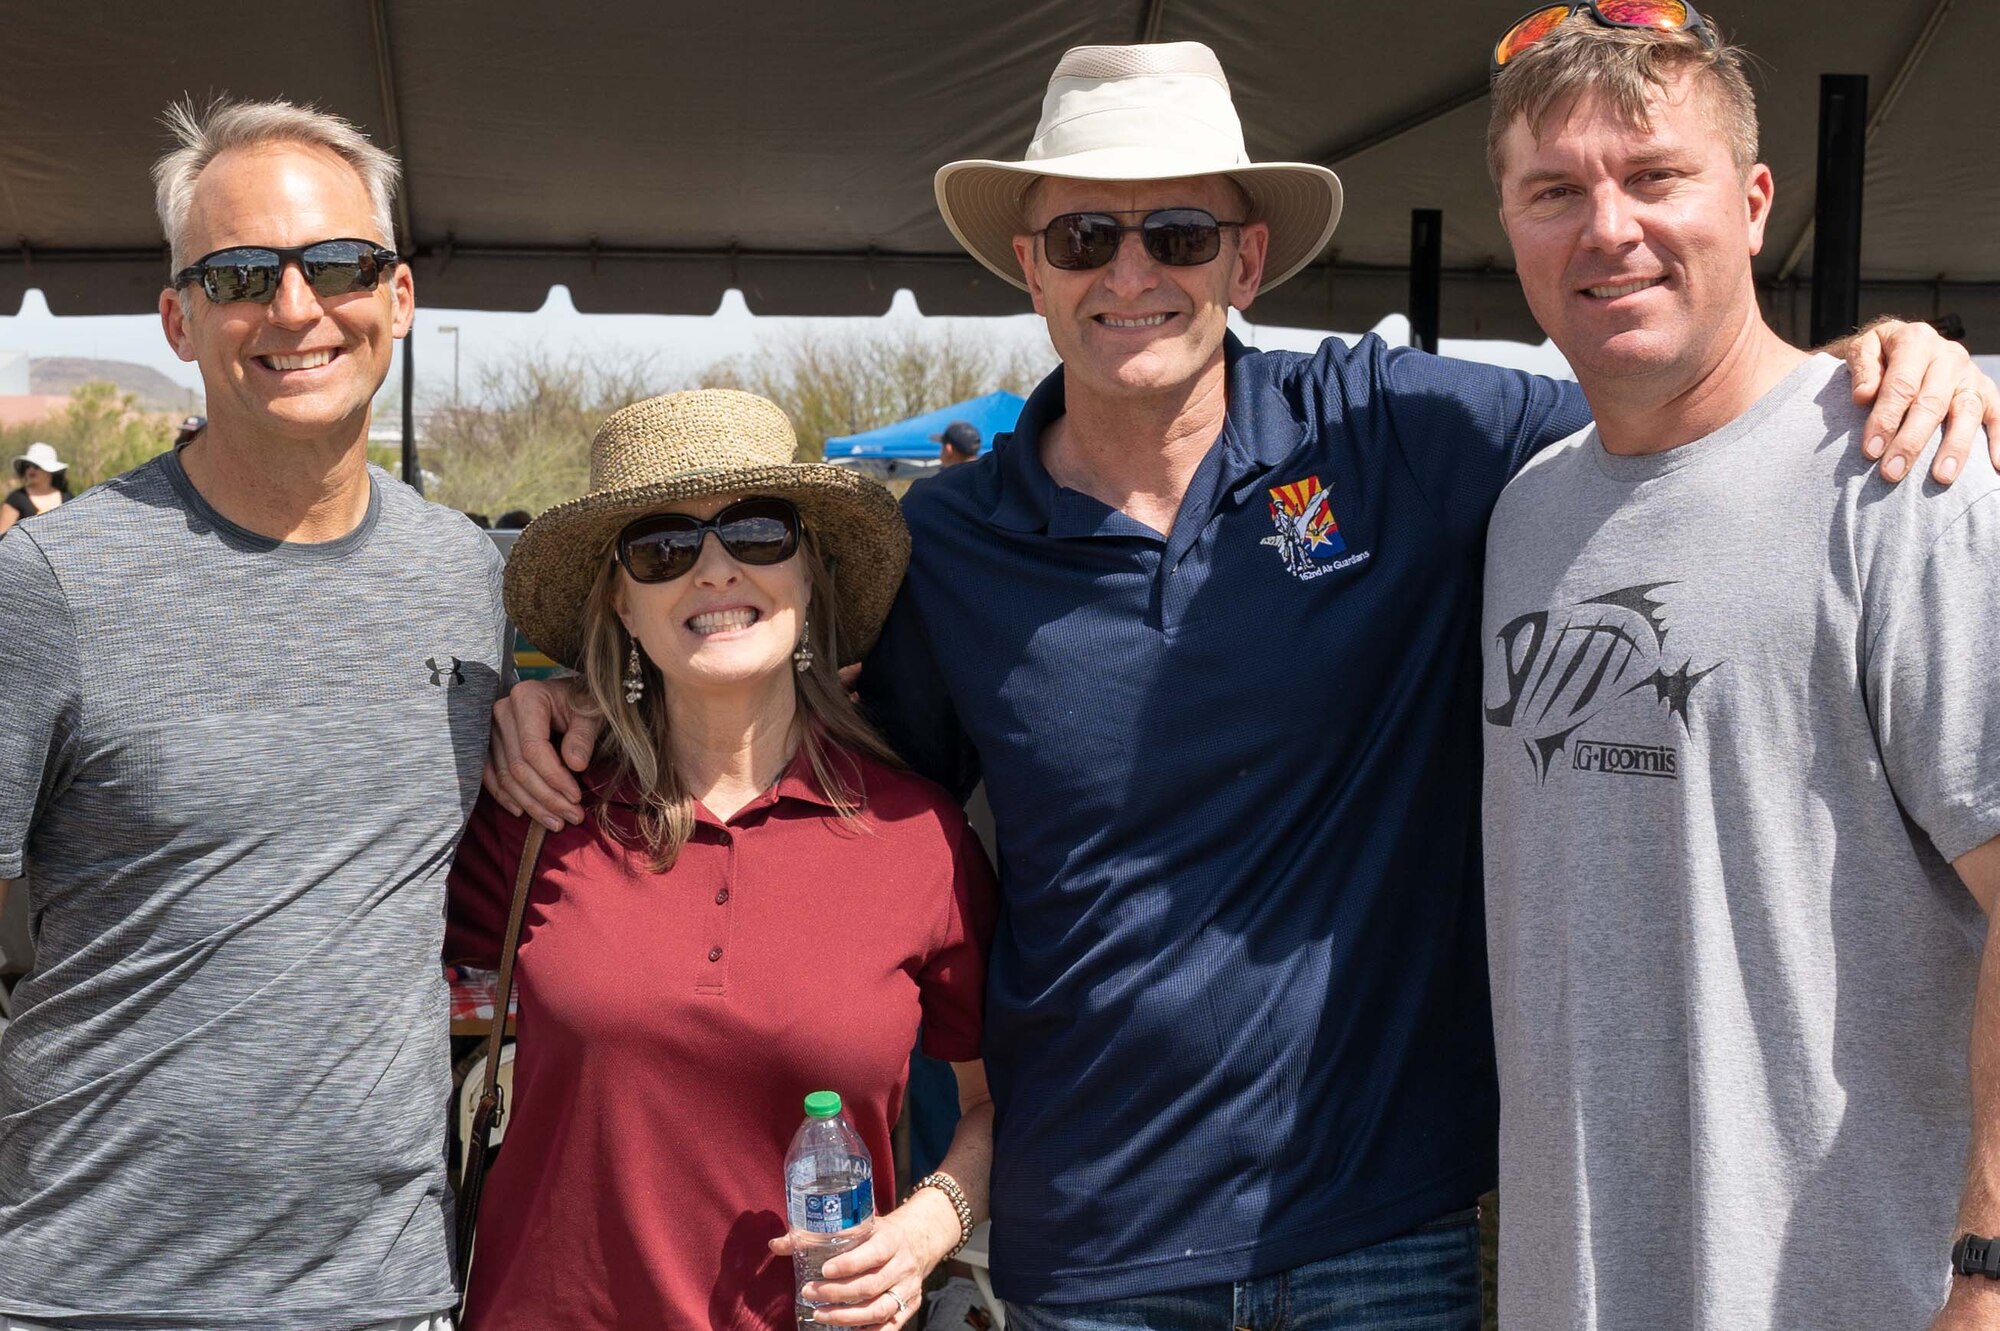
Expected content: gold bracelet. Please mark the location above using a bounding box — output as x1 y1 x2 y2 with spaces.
914 1170 975 1259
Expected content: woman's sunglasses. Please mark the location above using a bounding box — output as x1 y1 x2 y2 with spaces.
614 497 802 584
171 238 401 305
1038 208 1244 272
1492 0 1715 75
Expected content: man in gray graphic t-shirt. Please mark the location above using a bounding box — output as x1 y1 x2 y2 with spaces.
0 100 503 1330
1479 16 2000 1331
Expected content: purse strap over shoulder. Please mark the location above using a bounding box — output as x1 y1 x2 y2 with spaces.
453 819 547 1297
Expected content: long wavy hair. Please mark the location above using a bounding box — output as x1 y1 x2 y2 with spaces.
573 522 901 870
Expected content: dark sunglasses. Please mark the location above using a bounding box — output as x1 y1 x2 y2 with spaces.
1038 208 1244 272
171 238 401 305
1492 0 1715 74
615 497 802 584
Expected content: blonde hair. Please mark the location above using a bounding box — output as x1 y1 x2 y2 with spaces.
574 525 902 871
1486 16 1759 188
152 96 400 268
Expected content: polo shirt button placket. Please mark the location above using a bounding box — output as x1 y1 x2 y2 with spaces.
698 825 735 995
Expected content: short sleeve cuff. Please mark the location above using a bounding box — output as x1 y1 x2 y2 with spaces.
1930 798 2000 866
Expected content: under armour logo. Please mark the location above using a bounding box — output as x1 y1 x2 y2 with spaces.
426 656 466 687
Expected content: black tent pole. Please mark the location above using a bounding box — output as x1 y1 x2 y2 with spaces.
401 324 422 494
1410 209 1442 354
1810 74 1867 346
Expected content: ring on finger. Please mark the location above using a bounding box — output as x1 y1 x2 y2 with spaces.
889 1288 909 1316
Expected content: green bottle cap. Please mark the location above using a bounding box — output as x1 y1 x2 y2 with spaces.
804 1090 842 1119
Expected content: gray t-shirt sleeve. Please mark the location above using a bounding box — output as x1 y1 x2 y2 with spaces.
1865 484 2000 864
0 531 83 877
488 539 518 694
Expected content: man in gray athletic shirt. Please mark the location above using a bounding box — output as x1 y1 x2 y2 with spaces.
0 99 504 1330
1479 14 2000 1331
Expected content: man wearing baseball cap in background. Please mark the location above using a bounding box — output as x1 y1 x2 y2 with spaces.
934 419 983 468
488 38 2000 1329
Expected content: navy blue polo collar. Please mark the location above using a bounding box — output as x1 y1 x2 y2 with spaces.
988 367 1068 534
989 332 1308 537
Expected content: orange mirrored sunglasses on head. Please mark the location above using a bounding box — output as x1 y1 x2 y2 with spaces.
1491 0 1716 74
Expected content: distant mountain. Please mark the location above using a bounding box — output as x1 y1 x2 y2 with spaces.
29 358 201 413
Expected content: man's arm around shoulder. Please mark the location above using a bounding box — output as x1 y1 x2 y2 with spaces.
857 584 981 804
1362 337 1590 553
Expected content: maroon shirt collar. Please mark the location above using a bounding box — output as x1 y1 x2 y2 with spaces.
583 746 843 826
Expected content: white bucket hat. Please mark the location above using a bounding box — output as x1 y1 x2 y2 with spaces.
14 442 68 474
935 41 1344 294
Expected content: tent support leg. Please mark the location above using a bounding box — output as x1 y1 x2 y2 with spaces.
1810 74 1867 346
1410 209 1442 354
402 324 421 494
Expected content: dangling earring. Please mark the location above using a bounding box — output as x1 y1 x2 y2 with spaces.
793 620 815 675
625 641 645 703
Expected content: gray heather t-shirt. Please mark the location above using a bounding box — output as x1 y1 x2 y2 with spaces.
1481 356 2000 1330
0 452 507 1329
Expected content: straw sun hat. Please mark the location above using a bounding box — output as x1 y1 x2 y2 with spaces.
503 389 910 671
935 41 1344 294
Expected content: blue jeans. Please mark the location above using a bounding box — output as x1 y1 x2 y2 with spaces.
1004 1208 1481 1331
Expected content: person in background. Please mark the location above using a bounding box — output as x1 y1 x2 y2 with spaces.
0 444 70 538
173 413 206 446
933 420 982 468
1478 9 2000 1329
495 507 532 529
0 96 503 1331
448 389 995 1331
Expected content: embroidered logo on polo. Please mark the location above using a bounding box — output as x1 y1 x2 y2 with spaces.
1259 475 1369 580
425 656 466 687
1483 581 1723 783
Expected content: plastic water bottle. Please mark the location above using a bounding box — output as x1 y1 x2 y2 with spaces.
785 1090 875 1319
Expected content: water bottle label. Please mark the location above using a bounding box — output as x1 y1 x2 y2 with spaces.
801 1176 874 1234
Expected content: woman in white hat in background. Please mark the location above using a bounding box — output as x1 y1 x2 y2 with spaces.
447 388 995 1331
0 442 71 537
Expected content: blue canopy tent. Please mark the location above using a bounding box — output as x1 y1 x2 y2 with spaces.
822 391 1026 469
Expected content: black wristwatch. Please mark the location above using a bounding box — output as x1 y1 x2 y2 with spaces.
1954 1235 2000 1279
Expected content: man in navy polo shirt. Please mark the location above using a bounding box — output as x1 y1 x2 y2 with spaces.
485 40 1997 1331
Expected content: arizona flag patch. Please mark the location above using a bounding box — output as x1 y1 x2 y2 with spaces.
1269 477 1345 556
1264 476 1361 581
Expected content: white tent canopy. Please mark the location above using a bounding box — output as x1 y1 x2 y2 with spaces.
3 0 1993 347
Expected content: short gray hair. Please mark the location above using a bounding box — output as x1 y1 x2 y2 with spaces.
153 96 401 268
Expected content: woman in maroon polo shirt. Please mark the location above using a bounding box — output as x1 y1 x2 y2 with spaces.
447 389 996 1330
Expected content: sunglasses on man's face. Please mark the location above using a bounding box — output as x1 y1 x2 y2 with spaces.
1491 0 1715 74
1037 208 1245 272
171 238 401 305
615 497 803 584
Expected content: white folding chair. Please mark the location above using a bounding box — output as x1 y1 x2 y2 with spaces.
455 1042 517 1175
